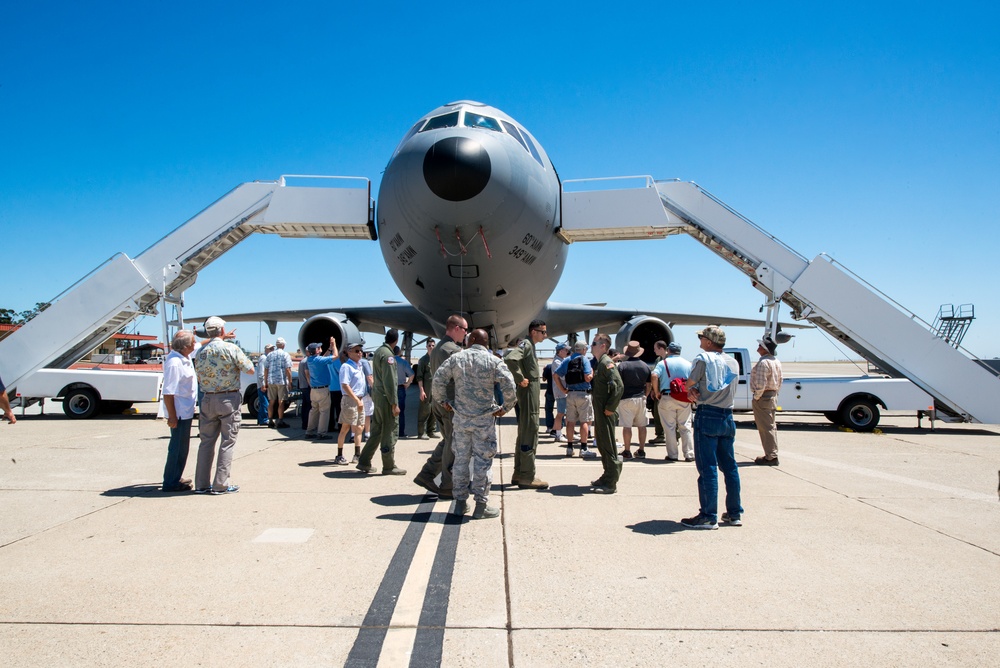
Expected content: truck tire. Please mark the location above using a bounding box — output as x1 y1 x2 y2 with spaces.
839 398 880 431
63 388 100 419
244 386 259 417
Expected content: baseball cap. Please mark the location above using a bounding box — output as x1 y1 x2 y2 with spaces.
667 342 682 354
307 342 321 353
696 325 726 347
204 316 225 331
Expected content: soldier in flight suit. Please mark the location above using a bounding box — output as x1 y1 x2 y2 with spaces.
589 333 624 494
433 329 516 519
413 314 467 498
414 339 438 440
504 319 549 490
357 329 405 475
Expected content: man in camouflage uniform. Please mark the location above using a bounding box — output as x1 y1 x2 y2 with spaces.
589 333 625 494
414 338 438 440
357 329 405 475
504 319 549 489
413 314 467 498
434 329 516 519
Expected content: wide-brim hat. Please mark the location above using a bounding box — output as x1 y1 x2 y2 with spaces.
623 340 644 358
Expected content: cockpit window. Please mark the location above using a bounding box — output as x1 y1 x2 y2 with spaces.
392 120 425 156
500 120 543 167
419 111 460 132
464 113 502 132
521 129 544 166
500 120 529 152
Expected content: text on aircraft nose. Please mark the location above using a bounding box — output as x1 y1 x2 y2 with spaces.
422 137 491 202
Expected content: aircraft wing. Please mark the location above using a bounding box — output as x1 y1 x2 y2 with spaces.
189 303 435 337
539 302 809 337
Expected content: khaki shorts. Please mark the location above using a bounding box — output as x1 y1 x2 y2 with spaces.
340 397 366 427
617 396 648 427
267 384 288 403
566 392 594 423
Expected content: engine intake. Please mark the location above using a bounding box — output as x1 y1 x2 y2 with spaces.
614 316 673 364
298 314 363 354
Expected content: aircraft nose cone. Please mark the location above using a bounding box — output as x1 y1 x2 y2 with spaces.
423 137 491 202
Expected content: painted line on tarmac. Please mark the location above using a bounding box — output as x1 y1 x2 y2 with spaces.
344 496 460 668
751 448 996 502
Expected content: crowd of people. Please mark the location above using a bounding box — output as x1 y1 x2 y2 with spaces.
156 314 785 528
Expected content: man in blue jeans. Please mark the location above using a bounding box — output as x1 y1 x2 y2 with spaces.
681 325 743 529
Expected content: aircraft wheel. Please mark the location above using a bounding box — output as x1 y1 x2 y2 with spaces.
63 388 100 419
839 398 880 432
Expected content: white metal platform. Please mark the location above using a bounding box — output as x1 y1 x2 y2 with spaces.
560 177 1000 424
0 177 372 392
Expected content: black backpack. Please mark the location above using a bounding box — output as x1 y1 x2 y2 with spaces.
564 356 586 385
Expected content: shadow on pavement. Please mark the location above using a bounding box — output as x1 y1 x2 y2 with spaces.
541 484 586 497
627 519 686 536
299 459 334 467
101 484 162 498
370 493 432 507
323 470 370 479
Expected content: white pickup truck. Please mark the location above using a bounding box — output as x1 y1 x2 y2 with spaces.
724 348 935 431
16 368 164 419
16 364 296 420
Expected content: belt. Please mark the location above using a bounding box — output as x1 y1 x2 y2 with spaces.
205 390 238 395
695 404 733 415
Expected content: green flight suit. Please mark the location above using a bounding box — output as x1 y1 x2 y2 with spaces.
414 352 437 437
359 342 399 470
591 352 624 489
504 338 540 482
415 334 462 494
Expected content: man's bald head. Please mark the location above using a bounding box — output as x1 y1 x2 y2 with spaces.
469 329 489 347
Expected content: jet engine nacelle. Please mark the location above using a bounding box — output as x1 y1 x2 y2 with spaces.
298 313 363 354
615 316 673 364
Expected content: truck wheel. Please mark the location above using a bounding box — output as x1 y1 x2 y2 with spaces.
244 386 259 417
63 388 99 419
823 411 841 425
839 398 880 431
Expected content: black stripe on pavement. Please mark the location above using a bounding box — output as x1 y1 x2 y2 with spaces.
408 511 463 667
344 498 435 668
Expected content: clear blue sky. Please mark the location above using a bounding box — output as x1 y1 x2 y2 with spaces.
2 2 998 361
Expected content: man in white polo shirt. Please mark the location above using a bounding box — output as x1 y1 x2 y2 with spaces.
161 330 198 492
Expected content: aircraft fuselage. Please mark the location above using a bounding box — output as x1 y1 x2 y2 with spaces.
376 101 565 345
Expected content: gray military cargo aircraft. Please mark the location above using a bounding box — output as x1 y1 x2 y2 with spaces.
212 100 790 362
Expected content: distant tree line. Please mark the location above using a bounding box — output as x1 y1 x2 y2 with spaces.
0 303 52 324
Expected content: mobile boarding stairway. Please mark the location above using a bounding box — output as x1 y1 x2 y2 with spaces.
560 177 1000 425
0 177 373 396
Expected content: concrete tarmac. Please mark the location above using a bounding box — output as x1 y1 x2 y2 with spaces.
1 392 999 667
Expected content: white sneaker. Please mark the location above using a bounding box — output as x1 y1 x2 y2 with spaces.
554 431 564 442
